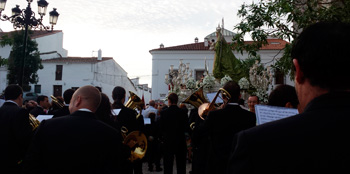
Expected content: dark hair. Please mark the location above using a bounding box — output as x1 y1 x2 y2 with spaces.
95 93 114 126
37 95 48 104
4 84 23 100
291 22 350 90
112 86 125 109
238 98 245 105
167 93 178 104
223 81 240 103
63 89 75 104
268 84 299 108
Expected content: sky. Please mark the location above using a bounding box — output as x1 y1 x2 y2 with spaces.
1 0 253 87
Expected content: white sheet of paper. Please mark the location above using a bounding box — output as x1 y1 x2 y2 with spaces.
36 115 54 122
255 104 299 125
144 118 151 125
112 109 121 116
206 92 223 103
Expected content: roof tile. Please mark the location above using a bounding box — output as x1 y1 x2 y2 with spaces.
42 57 113 63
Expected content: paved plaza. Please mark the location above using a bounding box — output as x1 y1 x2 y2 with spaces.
141 159 192 174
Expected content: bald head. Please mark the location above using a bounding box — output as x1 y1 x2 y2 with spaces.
69 85 101 114
149 100 155 107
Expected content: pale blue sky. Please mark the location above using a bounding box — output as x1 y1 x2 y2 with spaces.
1 0 253 86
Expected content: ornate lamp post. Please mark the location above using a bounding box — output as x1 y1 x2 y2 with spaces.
0 0 59 87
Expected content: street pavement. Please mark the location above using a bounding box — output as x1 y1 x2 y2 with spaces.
141 159 192 174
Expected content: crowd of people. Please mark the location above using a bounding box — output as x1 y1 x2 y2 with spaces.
1 21 350 174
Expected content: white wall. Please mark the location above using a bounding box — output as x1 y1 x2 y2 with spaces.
34 32 68 59
151 50 215 100
0 45 11 58
34 59 138 103
151 49 294 100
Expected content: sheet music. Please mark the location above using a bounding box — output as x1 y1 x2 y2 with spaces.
144 118 151 125
36 115 54 122
255 105 299 125
206 92 223 103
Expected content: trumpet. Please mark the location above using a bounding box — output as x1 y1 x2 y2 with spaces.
50 95 64 109
198 88 231 120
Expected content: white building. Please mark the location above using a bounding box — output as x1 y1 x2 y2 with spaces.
149 29 293 101
0 30 151 102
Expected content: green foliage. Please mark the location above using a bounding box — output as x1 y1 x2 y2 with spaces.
7 30 43 90
239 55 261 78
0 34 13 47
233 0 350 79
0 57 8 66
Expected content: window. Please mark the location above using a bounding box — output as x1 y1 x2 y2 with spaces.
275 70 285 85
55 65 63 80
34 85 41 93
53 85 62 97
195 70 205 81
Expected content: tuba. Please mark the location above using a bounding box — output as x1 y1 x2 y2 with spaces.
183 87 209 108
198 88 231 120
125 91 145 119
29 113 40 131
183 87 209 130
122 91 148 162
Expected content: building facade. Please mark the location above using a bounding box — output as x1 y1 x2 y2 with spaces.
149 29 294 101
0 30 150 102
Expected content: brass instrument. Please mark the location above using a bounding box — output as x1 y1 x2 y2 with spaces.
198 88 231 120
183 87 209 130
123 91 148 162
50 95 64 108
183 87 209 108
125 91 145 119
29 113 40 131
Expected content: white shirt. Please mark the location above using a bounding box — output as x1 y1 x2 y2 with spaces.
142 106 158 118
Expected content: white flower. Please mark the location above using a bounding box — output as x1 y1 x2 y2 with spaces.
220 75 232 86
238 77 250 89
186 77 196 89
202 74 215 89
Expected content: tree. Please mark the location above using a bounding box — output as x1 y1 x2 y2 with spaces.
0 34 12 67
232 0 350 80
7 30 43 91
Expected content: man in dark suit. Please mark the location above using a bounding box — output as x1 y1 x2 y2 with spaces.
160 93 189 174
51 89 75 118
228 22 350 174
111 86 144 174
205 81 256 174
29 95 50 117
0 84 33 174
22 85 122 174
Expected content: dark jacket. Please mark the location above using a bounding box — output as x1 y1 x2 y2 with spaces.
0 102 32 174
22 111 122 174
206 104 256 174
29 106 46 117
51 106 70 118
228 92 350 174
160 105 189 149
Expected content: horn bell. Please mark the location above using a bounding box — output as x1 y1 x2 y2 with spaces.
182 87 209 108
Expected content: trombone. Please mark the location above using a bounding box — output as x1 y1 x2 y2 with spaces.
197 88 231 120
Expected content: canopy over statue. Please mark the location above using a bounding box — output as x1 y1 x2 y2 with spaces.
213 25 244 82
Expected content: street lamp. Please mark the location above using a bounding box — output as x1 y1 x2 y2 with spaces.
0 0 59 87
